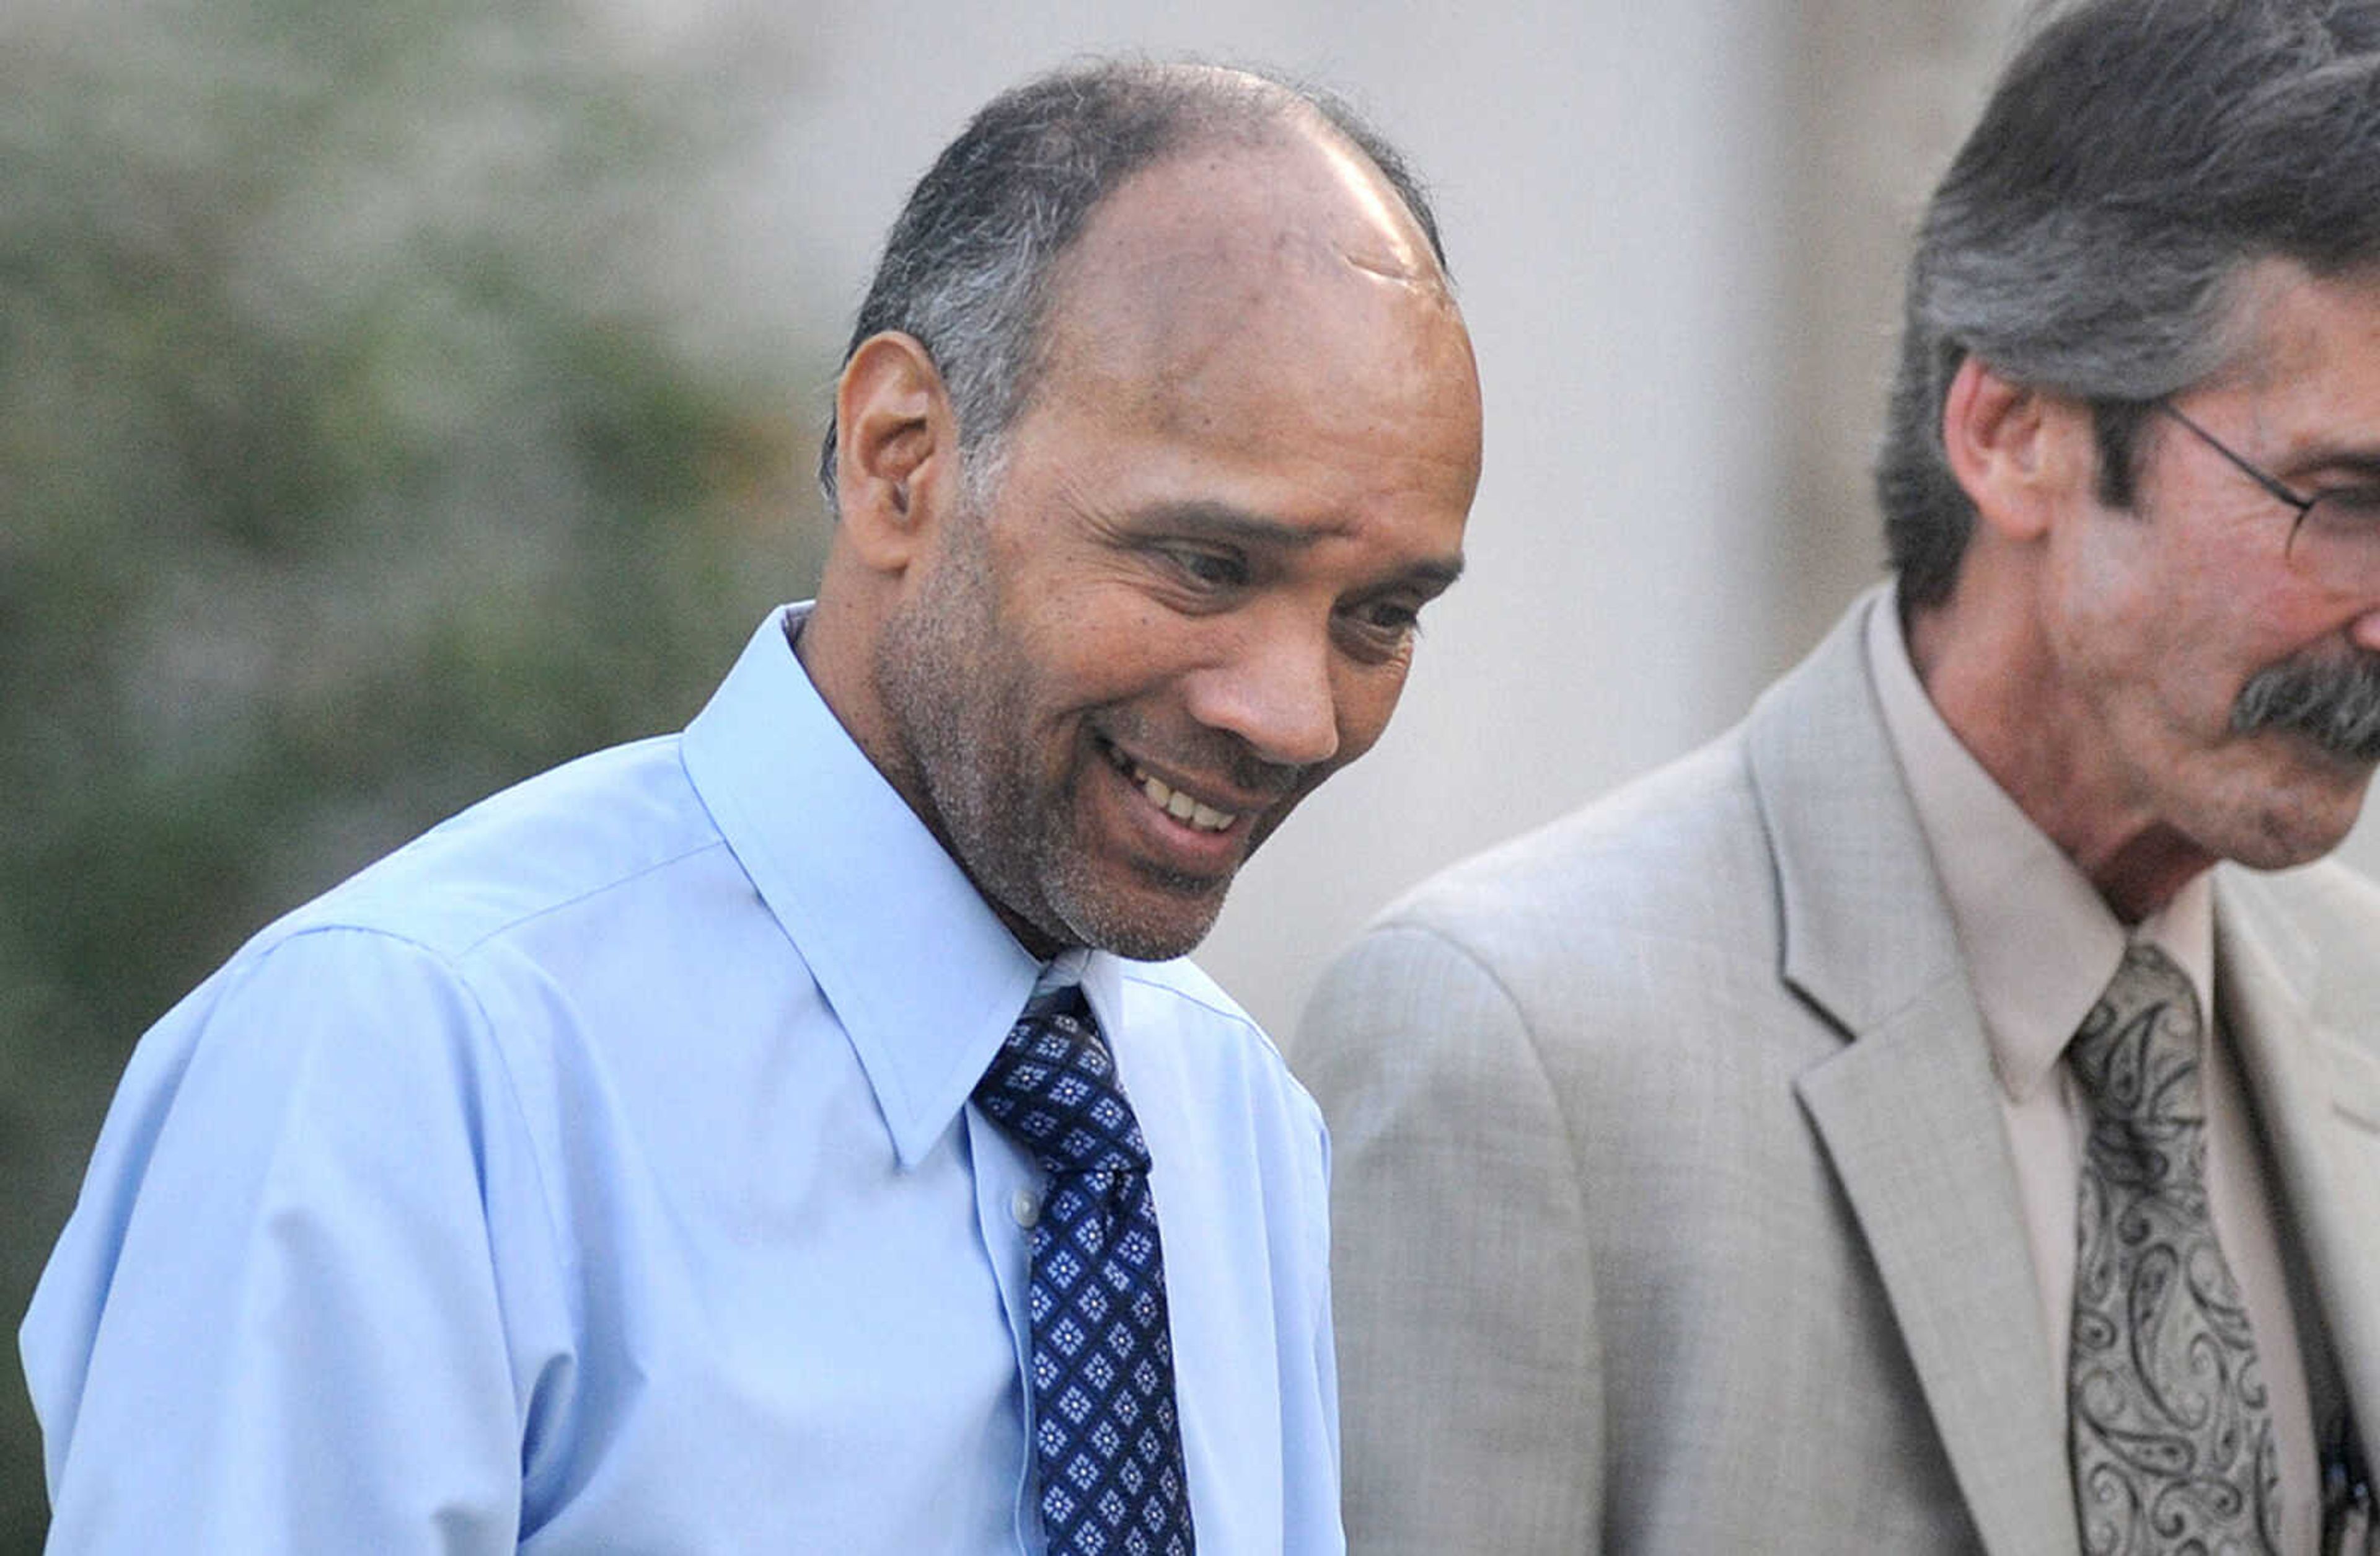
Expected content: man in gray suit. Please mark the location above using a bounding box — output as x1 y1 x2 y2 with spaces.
1292 2 2380 1552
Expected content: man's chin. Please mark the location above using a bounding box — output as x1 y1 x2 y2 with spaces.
2218 771 2373 872
1045 861 1235 963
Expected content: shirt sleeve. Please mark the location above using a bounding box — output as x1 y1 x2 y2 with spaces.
23 926 571 1554
1285 1091 1345 1556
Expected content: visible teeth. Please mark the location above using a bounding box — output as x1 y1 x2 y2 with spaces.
1131 766 1236 832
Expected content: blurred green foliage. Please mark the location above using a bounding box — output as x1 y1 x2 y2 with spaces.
1 0 824 1541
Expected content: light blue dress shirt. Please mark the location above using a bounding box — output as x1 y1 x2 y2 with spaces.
22 607 1344 1554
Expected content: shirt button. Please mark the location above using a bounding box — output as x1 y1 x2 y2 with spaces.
1011 1189 1041 1228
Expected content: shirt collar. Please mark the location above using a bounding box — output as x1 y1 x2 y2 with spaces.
681 604 1126 1167
1034 947 1127 1040
1864 588 2216 1102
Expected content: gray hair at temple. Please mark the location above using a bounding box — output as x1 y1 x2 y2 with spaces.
816 60 1448 510
1877 0 2380 609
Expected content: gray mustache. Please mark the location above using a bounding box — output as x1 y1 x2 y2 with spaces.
2231 651 2380 763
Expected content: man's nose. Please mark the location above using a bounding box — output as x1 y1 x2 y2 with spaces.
2351 603 2380 655
1181 613 1342 769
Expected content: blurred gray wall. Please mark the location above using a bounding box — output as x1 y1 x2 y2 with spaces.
710 0 2380 1038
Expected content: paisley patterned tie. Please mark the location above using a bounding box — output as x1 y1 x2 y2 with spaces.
974 983 1195 1556
2067 942 2278 1554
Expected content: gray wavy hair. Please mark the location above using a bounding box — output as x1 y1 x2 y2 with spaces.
1879 0 2380 607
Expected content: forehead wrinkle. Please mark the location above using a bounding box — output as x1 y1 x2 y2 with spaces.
2193 257 2342 402
2179 262 2380 464
1307 134 1447 298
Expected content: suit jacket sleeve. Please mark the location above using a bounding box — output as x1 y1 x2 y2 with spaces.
1294 921 1602 1554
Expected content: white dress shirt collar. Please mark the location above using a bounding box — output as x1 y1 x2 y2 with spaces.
681 604 1125 1168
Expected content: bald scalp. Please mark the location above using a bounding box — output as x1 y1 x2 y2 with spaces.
1025 128 1458 441
819 60 1449 510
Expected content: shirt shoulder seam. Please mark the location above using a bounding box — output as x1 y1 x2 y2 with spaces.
441 835 735 960
257 921 581 1287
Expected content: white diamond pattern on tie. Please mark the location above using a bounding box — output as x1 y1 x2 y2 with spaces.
976 985 1194 1556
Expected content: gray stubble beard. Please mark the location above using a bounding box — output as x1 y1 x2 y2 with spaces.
870 521 1225 965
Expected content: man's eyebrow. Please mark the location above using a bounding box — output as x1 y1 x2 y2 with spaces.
1124 501 1332 547
1123 501 1466 585
1398 553 1466 592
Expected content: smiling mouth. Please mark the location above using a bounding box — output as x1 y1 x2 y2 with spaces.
1101 742 1242 833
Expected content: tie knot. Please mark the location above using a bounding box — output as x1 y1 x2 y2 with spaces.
973 984 1151 1178
2068 940 2206 1126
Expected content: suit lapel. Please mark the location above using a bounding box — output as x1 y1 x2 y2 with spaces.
1797 991 2076 1556
2217 872 2380 1458
1751 593 2079 1556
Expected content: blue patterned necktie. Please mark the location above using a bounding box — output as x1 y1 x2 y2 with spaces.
2066 942 2278 1554
973 983 1196 1556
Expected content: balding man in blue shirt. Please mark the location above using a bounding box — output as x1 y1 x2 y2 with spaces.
23 61 1482 1553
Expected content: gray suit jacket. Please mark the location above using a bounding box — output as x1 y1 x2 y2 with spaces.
1290 595 2380 1554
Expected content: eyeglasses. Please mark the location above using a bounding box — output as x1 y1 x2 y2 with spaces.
2153 398 2380 589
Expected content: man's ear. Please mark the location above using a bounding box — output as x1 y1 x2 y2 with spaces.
832 332 962 572
1940 353 2094 543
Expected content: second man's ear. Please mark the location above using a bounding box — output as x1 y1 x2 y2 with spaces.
832 331 962 572
1939 353 2097 544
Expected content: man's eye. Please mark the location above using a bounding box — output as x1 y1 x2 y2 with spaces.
1163 548 1248 589
1337 599 1424 660
2306 486 2380 531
